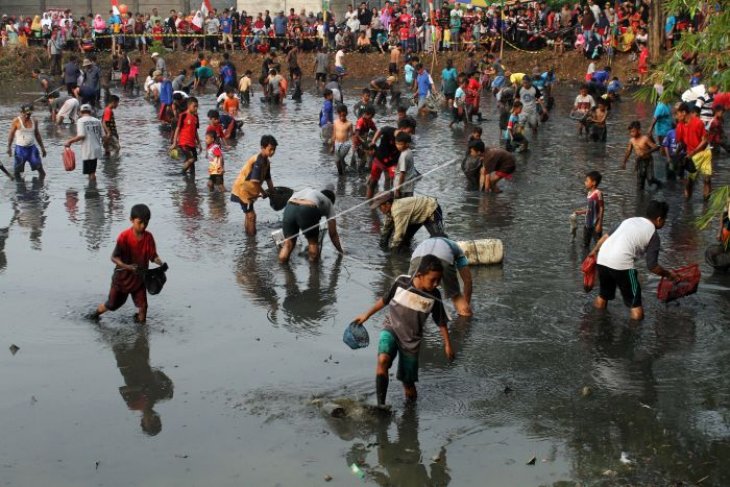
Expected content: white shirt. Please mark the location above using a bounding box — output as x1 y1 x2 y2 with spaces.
335 50 345 68
76 115 103 161
597 217 658 270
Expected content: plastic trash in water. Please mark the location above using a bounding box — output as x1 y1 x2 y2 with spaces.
350 463 365 479
570 212 578 239
343 322 370 350
271 229 285 248
619 452 632 465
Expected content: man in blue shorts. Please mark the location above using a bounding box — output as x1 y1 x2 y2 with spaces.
7 105 47 179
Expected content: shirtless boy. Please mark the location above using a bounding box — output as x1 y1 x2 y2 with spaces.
332 104 353 175
621 121 661 190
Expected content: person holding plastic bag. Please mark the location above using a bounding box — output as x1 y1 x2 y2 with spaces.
588 200 679 321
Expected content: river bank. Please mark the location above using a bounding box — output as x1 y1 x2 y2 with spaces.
1 45 644 87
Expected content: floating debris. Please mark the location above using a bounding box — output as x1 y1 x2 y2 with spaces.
581 386 592 398
619 452 632 465
526 456 537 465
350 463 365 479
324 474 333 482
9 344 19 355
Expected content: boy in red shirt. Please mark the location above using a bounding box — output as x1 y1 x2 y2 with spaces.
675 102 711 199
170 97 201 174
102 95 120 157
708 105 730 154
205 110 230 148
353 105 377 170
152 20 163 42
91 204 166 324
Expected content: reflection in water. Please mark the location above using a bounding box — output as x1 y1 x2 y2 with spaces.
83 181 106 251
172 175 203 244
281 255 342 331
101 326 173 436
0 226 8 273
235 240 280 320
343 407 451 487
12 177 48 250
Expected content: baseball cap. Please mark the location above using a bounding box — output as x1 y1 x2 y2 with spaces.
80 104 93 112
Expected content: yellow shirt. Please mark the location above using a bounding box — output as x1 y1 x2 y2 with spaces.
231 154 270 204
510 73 526 85
238 76 252 92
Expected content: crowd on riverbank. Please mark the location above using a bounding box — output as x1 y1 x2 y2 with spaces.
0 0 709 62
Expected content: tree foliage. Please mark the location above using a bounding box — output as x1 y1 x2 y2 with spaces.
641 0 730 103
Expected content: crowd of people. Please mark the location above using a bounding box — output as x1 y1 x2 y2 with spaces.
2 2 728 408
0 0 709 63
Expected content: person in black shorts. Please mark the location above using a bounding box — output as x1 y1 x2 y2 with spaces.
278 187 344 263
589 200 680 321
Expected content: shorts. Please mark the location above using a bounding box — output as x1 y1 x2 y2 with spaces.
689 149 712 179
416 95 429 110
315 72 327 82
378 330 419 384
409 257 460 298
121 73 129 85
583 226 602 248
597 264 642 308
370 158 396 182
222 33 233 43
209 174 223 185
231 194 255 213
13 145 42 172
523 111 539 128
388 62 397 74
105 283 147 311
82 159 97 175
282 203 322 241
104 135 120 153
491 75 506 89
494 170 514 180
179 145 198 163
335 141 351 160
335 66 346 77
320 123 333 142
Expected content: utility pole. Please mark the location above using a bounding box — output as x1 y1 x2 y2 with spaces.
648 0 664 64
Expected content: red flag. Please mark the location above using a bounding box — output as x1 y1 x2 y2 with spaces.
111 0 120 16
201 0 213 16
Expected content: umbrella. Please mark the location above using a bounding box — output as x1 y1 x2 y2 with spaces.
454 0 490 7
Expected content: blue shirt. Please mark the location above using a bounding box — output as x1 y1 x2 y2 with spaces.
607 80 621 94
665 15 676 34
653 102 673 137
416 71 431 98
661 129 682 157
592 70 610 85
319 99 333 127
273 16 287 35
221 18 232 33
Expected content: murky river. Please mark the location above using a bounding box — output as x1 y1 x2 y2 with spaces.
1 79 729 486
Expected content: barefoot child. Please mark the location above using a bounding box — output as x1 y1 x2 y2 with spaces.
101 95 120 157
476 142 516 193
572 85 595 136
319 89 334 151
332 104 353 175
506 101 528 152
230 135 277 236
205 130 225 192
91 204 166 324
171 97 201 174
353 254 454 406
394 132 418 199
621 121 661 190
574 171 604 248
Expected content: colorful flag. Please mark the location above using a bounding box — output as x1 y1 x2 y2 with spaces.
201 0 213 16
110 0 119 16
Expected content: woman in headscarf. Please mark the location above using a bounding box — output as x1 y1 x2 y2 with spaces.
31 15 42 41
93 14 106 33
5 17 19 45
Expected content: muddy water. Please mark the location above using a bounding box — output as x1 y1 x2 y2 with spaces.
1 82 729 487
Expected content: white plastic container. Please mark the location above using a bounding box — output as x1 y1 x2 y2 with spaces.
457 239 504 265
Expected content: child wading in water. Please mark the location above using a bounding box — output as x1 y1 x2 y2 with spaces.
332 104 353 175
205 130 225 192
171 97 201 174
91 204 166 324
574 171 605 248
230 135 277 236
621 121 661 190
353 255 454 406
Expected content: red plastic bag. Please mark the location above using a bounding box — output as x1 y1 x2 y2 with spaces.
63 147 76 171
657 264 701 303
581 254 597 292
